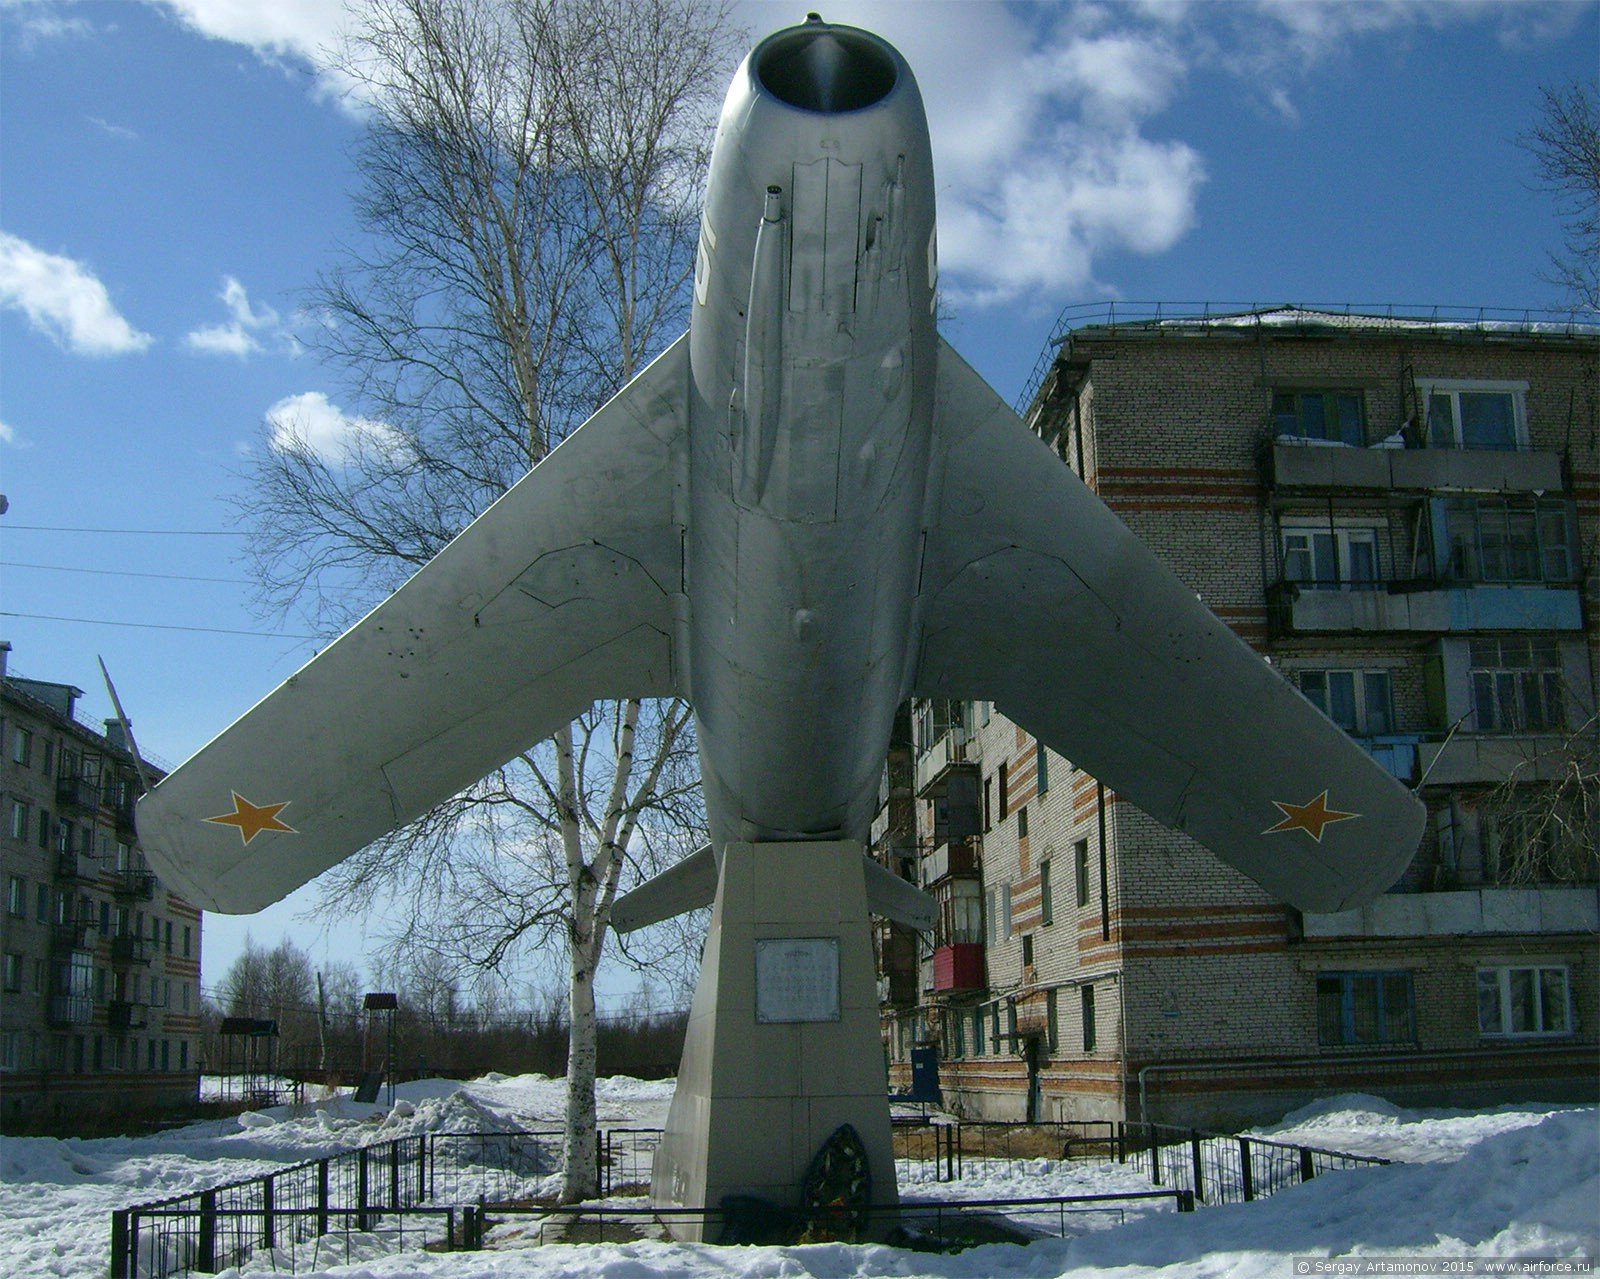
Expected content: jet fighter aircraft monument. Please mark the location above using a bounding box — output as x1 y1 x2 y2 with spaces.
135 15 1425 1241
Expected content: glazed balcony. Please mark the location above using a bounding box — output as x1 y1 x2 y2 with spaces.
1269 581 1582 636
107 999 149 1032
914 729 978 797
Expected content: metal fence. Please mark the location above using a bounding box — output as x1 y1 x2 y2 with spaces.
109 1127 663 1279
894 1118 1119 1183
110 1117 1387 1275
1122 1122 1390 1206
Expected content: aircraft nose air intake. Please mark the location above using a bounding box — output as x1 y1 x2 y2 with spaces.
756 25 897 113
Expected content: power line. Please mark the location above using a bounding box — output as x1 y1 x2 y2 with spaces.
2 560 253 585
1 524 243 536
0 611 318 640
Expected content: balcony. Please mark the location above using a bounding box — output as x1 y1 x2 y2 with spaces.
1416 733 1575 787
1271 440 1564 495
932 942 985 992
915 729 978 797
111 933 154 965
919 839 980 888
56 773 100 812
52 920 95 951
1270 582 1582 635
1304 886 1598 939
48 995 93 1026
114 870 156 901
107 999 149 1032
55 851 100 883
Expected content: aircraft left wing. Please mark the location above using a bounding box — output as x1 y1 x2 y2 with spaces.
137 335 690 914
913 338 1424 914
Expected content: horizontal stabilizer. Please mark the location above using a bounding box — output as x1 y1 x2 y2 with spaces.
862 855 938 930
611 845 937 933
611 844 718 934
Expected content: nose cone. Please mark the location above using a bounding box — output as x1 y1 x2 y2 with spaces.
755 23 899 113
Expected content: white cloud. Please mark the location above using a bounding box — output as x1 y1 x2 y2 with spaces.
0 230 153 355
265 390 404 464
86 115 138 141
148 0 343 64
0 418 16 446
184 276 282 357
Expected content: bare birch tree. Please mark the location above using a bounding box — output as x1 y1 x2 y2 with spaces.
1522 81 1600 312
237 0 738 1199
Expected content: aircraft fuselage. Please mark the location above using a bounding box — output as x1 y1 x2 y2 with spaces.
685 20 938 848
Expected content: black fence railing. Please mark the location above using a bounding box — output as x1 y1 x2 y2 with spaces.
481 1188 1194 1247
894 1118 1119 1183
111 1117 1387 1274
1122 1121 1390 1206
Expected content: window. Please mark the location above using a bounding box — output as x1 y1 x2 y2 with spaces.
1282 525 1379 590
0 1031 17 1073
8 800 28 841
1040 859 1054 926
1299 669 1394 736
1480 800 1594 884
1000 884 1013 938
2 953 22 992
1017 805 1029 839
182 925 192 958
55 820 72 855
972 1006 985 1057
1021 933 1034 966
1316 971 1415 1046
990 1002 1001 1053
1046 988 1059 1051
37 884 50 924
6 875 24 917
997 762 1009 818
1036 742 1049 795
1075 839 1090 908
984 889 997 944
1274 389 1365 445
1478 966 1569 1036
180 1040 189 1071
11 726 33 766
1082 985 1097 1052
1422 380 1527 450
1469 638 1566 732
36 809 49 849
1446 498 1573 584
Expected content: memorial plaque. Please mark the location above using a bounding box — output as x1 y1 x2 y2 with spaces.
755 936 841 1023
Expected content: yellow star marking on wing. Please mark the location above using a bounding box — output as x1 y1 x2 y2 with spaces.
204 793 297 845
1264 790 1358 842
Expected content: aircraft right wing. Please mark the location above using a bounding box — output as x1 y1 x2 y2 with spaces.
912 338 1425 914
136 336 691 914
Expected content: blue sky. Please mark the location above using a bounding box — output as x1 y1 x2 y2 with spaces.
1 0 1595 1000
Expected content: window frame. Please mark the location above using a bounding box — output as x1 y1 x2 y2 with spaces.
1468 637 1567 733
1281 522 1382 591
1316 970 1416 1047
1297 668 1396 737
1273 388 1367 446
1477 965 1571 1038
1419 378 1529 451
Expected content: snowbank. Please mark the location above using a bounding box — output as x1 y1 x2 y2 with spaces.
1 1078 1592 1279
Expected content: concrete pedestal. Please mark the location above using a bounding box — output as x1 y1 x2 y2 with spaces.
650 840 897 1240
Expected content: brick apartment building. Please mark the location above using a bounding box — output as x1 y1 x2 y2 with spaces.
875 306 1599 1129
0 642 202 1128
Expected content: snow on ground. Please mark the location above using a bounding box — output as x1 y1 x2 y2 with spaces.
0 1080 1592 1279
